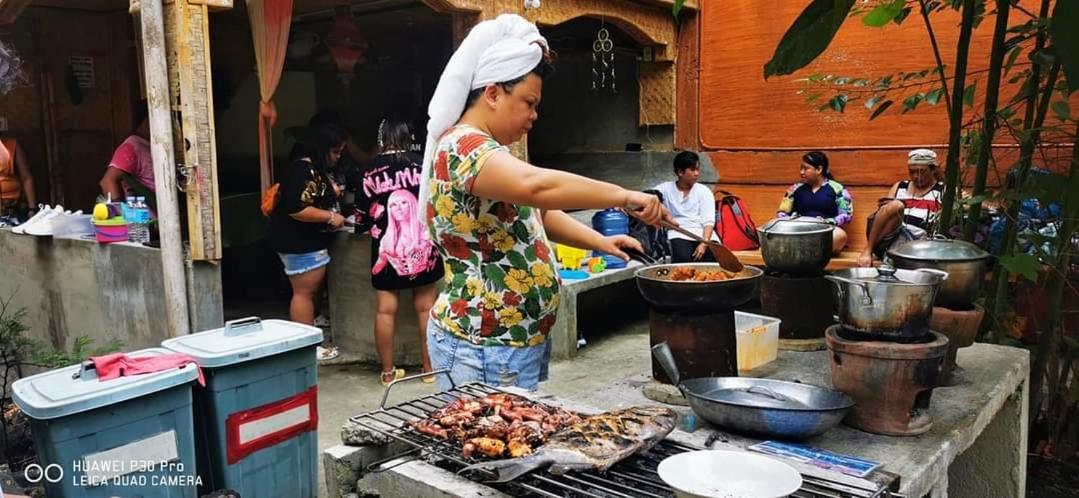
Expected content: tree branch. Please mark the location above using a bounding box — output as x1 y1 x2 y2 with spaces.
920 0 953 111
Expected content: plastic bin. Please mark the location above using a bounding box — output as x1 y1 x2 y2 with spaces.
735 311 781 372
160 317 323 498
11 348 200 498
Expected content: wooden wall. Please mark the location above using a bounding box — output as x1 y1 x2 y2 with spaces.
0 8 136 211
691 1 1077 252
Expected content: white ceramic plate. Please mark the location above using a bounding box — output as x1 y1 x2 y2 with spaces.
657 450 803 498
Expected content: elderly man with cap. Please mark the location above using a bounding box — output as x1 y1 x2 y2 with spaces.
857 149 945 267
419 14 671 391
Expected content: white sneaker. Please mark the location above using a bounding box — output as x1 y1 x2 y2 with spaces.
12 205 53 235
25 208 63 236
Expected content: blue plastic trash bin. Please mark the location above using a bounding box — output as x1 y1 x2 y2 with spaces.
160 317 323 498
12 348 200 498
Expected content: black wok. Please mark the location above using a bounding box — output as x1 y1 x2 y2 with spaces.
635 263 762 313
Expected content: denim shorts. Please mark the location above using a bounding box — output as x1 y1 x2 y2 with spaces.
278 249 331 276
426 320 549 392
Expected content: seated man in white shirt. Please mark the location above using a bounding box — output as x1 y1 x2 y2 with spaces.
653 151 720 263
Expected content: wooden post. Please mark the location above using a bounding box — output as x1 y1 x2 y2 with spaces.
165 0 222 261
136 0 190 337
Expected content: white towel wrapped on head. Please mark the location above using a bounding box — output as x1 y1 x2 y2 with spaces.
417 14 548 224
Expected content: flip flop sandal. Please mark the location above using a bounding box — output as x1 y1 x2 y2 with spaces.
380 368 405 386
317 346 339 361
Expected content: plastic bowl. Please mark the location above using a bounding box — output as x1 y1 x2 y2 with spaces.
657 450 802 498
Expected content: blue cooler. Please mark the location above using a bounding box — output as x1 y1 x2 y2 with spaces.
160 317 322 498
12 348 200 498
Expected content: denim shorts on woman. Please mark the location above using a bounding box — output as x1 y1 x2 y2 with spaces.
426 320 548 392
278 249 331 276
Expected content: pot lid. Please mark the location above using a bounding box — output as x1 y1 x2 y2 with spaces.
759 218 833 235
888 238 990 261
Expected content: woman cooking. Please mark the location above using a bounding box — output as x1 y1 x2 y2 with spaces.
419 14 670 392
776 151 853 254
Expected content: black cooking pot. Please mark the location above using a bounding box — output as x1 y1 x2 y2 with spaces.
635 263 763 313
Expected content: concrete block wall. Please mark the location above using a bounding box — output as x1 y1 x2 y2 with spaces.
0 231 169 351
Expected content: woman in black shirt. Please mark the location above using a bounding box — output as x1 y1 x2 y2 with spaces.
269 123 348 326
353 116 444 385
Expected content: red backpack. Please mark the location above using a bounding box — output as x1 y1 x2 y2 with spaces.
715 191 760 250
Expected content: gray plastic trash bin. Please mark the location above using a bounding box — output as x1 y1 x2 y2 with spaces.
12 348 200 498
161 317 322 498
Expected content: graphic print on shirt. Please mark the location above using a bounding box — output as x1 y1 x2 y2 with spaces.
373 188 438 277
352 154 443 289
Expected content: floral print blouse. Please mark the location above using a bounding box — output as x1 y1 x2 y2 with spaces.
426 125 561 347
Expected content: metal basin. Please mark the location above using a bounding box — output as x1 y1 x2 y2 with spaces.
635 263 763 313
887 238 992 309
826 266 948 339
758 218 834 275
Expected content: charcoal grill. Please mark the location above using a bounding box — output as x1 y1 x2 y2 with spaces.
348 377 903 498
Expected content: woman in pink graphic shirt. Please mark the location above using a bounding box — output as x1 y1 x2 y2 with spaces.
353 114 443 386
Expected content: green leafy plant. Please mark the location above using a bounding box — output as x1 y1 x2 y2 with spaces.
0 294 123 473
765 0 1079 462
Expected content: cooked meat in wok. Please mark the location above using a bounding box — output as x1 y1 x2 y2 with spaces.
668 266 734 281
407 392 582 459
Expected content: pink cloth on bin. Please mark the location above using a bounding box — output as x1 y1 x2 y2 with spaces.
91 352 205 386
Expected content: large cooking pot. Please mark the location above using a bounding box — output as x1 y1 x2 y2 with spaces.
826 266 949 339
887 238 992 309
635 263 763 313
757 218 834 275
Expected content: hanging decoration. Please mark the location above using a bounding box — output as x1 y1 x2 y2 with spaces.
592 26 615 93
324 7 369 87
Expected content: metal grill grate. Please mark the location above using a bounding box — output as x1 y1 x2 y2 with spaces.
349 383 901 498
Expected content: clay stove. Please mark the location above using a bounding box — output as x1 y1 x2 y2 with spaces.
826 326 948 436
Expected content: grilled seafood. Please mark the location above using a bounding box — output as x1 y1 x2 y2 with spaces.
407 392 581 459
459 406 678 482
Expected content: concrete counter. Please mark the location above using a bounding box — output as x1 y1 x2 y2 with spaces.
324 339 1027 498
0 228 170 351
0 228 222 351
326 232 428 367
580 344 1029 498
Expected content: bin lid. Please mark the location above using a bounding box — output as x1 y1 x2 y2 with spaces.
160 317 323 368
12 348 199 420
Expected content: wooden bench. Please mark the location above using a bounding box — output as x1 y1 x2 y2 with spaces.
734 250 865 270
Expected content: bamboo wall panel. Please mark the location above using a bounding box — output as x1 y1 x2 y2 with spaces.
699 1 1001 149
0 9 135 209
675 11 699 149
639 61 675 125
430 0 676 59
706 146 1077 188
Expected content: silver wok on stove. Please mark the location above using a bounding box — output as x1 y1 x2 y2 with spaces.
651 342 854 440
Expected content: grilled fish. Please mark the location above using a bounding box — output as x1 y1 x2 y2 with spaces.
459 405 677 483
